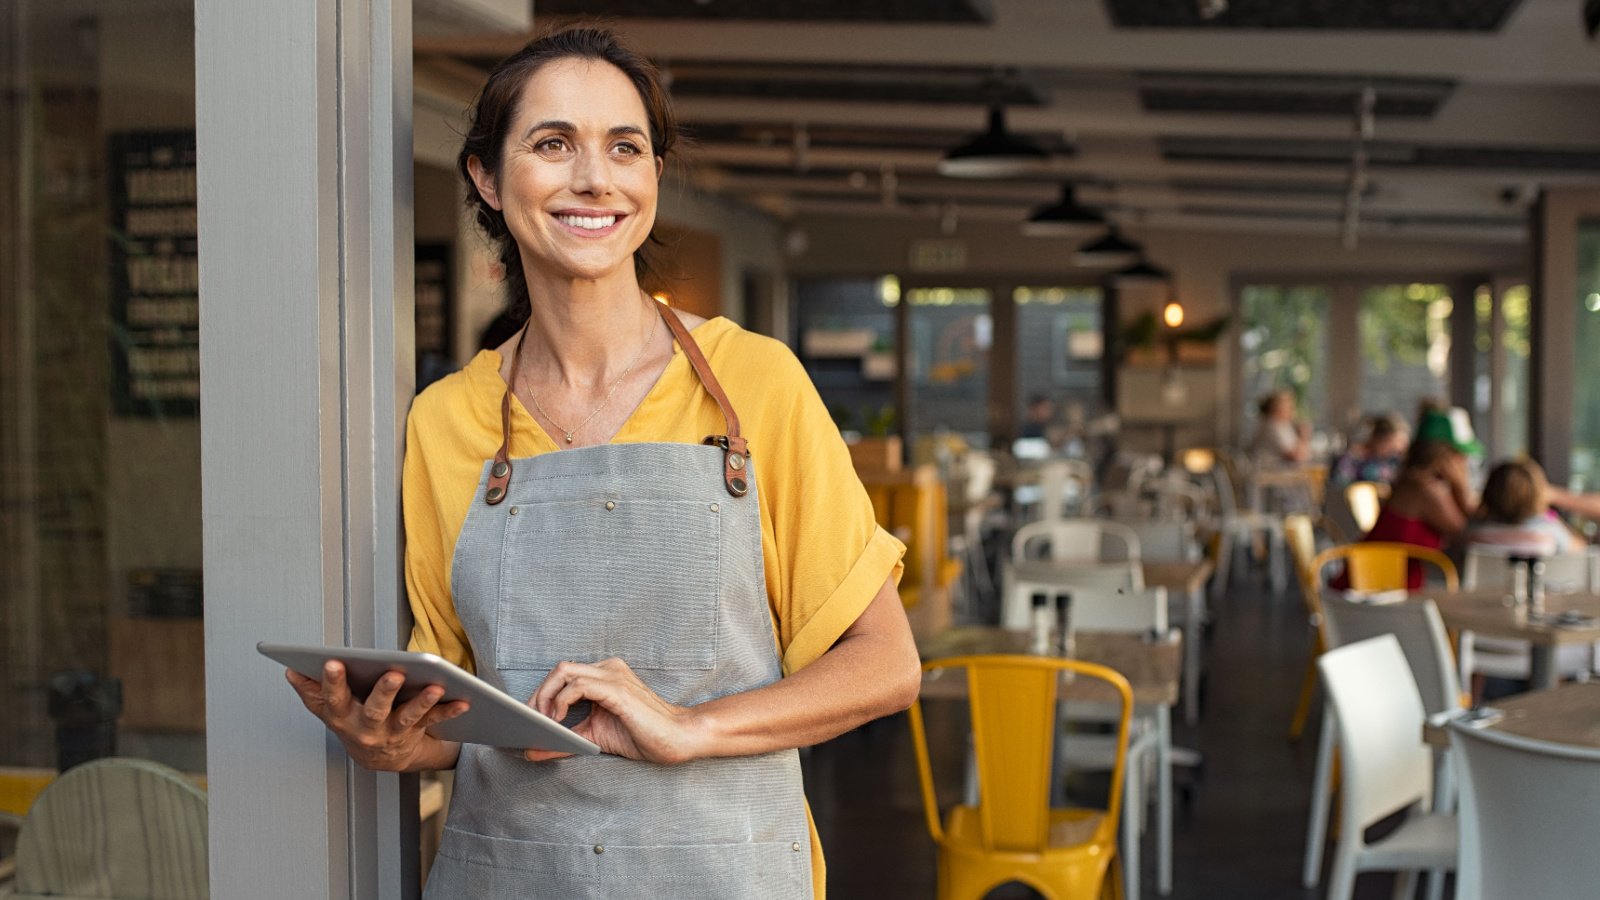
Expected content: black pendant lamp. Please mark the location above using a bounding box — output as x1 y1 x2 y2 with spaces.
1022 185 1104 237
1112 255 1171 283
938 105 1051 178
1074 224 1143 266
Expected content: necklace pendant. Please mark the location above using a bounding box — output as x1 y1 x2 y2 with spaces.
564 432 574 444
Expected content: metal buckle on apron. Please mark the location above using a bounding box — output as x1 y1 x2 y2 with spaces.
704 435 750 498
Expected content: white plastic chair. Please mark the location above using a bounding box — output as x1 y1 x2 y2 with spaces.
1306 596 1463 894
1316 636 1457 900
1024 584 1172 900
1449 717 1600 900
1110 519 1199 564
1209 457 1287 596
953 451 1004 610
1459 545 1598 684
1012 518 1140 565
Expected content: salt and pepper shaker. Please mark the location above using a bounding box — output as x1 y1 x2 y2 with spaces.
1528 558 1547 617
1509 556 1530 607
1055 591 1075 659
1029 592 1054 655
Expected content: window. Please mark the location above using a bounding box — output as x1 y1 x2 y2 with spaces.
1573 221 1600 489
1359 283 1452 421
1239 284 1331 431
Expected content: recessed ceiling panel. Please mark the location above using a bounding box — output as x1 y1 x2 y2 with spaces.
1104 0 1522 31
1180 204 1523 230
537 0 993 23
667 61 1043 106
691 122 1077 156
1161 136 1600 171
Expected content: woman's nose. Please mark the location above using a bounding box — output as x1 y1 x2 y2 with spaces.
569 149 612 196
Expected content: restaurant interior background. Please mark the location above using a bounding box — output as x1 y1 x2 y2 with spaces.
4 0 1600 896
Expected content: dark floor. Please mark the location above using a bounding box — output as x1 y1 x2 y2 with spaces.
804 569 1421 900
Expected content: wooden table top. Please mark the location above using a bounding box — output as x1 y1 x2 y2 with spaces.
1413 588 1600 646
918 625 1182 707
1011 558 1214 595
1423 682 1600 750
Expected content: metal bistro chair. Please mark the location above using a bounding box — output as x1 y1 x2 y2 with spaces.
1309 542 1460 596
1283 513 1325 741
910 655 1133 900
1449 716 1600 900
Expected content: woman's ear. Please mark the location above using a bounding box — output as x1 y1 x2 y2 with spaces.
467 155 502 211
655 156 665 180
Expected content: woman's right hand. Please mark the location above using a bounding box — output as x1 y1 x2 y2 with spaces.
286 662 469 772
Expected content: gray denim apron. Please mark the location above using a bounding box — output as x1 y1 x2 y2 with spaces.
422 304 813 899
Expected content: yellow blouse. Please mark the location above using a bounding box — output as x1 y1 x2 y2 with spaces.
402 316 904 898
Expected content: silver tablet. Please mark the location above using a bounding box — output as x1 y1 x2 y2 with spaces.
258 642 600 755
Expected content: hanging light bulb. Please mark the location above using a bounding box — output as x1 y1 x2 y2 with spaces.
1163 300 1185 328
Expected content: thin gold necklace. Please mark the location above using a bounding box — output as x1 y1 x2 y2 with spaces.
519 296 658 445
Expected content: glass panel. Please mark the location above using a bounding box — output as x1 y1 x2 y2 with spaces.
1013 285 1104 451
1500 284 1531 458
1472 284 1492 449
793 277 897 439
1358 283 1452 421
1 0 203 814
1572 221 1600 490
906 286 992 447
1239 284 1331 432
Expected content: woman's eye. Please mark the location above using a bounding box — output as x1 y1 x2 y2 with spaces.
613 142 642 156
535 137 569 154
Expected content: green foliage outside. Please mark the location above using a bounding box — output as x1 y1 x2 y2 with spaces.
1358 283 1452 375
1239 285 1329 420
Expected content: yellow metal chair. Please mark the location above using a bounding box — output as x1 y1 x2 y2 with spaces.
909 655 1132 900
1283 514 1326 740
1310 542 1459 594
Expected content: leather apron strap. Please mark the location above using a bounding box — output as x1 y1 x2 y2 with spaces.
485 299 749 505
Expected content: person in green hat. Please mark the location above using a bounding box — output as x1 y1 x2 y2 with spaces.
1348 426 1478 589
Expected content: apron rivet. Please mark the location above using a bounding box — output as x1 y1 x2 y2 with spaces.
486 486 505 503
604 501 616 511
729 453 745 470
730 477 748 495
709 503 720 513
792 841 802 852
593 844 605 855
491 460 509 479
509 506 519 515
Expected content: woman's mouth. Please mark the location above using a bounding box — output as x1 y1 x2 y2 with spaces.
554 212 622 234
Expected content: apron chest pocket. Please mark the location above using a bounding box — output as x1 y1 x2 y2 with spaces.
495 498 722 673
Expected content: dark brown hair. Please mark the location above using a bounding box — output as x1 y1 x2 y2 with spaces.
456 26 678 321
1480 459 1548 524
1402 438 1462 476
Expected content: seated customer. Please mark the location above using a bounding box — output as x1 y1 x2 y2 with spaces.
1351 438 1477 589
1468 459 1576 555
1328 412 1408 490
1248 389 1311 467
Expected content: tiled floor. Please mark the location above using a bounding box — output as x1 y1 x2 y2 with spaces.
805 571 1430 900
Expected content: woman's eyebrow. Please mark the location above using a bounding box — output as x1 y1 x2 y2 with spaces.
519 121 648 142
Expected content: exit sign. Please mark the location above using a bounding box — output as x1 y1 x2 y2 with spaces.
908 239 967 272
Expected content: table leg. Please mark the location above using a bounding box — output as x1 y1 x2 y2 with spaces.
1529 645 1557 691
1184 585 1202 726
1157 704 1173 895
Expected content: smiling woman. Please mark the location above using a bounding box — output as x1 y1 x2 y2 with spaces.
281 25 922 900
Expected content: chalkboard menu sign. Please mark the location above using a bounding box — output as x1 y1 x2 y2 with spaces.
109 130 199 416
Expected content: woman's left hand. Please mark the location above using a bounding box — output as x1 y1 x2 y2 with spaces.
525 657 702 765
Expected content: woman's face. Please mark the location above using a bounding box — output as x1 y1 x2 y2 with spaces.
474 58 660 284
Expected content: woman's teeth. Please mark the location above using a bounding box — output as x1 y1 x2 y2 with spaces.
557 214 617 230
